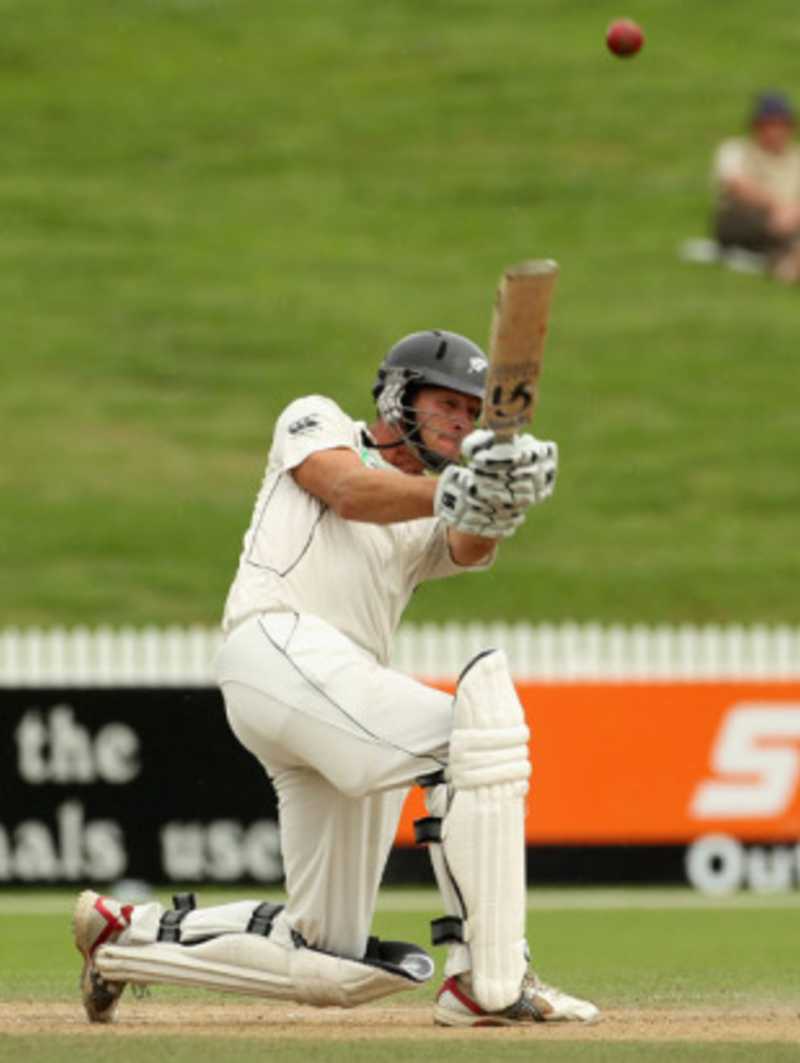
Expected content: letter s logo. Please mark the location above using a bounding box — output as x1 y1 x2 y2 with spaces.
690 704 800 819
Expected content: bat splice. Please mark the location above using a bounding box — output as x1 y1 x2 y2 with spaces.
482 259 559 441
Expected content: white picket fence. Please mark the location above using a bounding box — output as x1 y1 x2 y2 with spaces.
1 623 799 686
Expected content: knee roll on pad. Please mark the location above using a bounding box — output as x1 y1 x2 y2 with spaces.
439 649 531 1012
449 724 531 788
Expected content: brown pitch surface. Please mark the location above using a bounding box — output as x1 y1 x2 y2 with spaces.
1 1001 798 1042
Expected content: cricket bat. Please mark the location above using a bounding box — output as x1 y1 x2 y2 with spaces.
481 259 559 441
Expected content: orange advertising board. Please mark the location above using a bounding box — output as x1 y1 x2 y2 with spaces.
397 682 800 845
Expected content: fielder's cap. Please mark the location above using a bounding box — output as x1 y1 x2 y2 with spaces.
751 91 795 124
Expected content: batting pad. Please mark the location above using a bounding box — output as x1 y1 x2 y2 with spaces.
443 649 531 1012
97 932 433 1008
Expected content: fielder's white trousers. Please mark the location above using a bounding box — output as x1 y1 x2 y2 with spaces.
215 611 453 960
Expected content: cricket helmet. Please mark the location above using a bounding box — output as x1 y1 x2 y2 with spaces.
372 330 488 471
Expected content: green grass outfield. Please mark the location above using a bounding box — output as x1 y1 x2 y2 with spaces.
2 0 799 629
1 888 799 1060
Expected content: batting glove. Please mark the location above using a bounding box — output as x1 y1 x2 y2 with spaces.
462 428 559 508
434 465 526 539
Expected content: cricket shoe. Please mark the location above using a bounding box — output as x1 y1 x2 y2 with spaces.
434 970 600 1027
73 889 133 1023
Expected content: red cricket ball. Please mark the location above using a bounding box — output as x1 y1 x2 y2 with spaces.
606 18 645 58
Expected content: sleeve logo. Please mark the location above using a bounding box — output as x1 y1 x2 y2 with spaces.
288 414 321 436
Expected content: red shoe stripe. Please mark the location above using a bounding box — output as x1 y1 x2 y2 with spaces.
440 976 486 1017
91 896 126 955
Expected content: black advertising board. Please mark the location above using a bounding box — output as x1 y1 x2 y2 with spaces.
0 688 282 886
2 687 732 888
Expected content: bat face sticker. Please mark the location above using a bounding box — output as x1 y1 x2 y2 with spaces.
491 382 534 419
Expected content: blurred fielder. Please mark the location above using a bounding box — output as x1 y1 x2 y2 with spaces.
73 330 599 1027
713 91 800 282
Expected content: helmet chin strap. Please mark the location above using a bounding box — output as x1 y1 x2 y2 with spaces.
365 437 406 450
409 437 450 473
396 422 451 473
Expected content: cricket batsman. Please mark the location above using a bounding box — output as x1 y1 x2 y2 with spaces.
73 330 599 1027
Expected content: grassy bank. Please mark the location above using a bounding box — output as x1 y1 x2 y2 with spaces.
2 1 798 626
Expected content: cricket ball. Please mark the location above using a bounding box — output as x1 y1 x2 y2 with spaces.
606 18 644 58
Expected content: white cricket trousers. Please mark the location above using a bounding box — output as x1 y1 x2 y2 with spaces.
215 611 454 960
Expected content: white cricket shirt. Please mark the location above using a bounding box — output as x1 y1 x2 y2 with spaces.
713 137 800 204
221 395 491 664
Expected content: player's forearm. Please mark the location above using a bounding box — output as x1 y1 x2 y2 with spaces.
331 468 437 523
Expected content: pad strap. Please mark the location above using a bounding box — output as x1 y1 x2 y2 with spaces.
157 894 197 943
416 769 446 787
413 816 442 845
431 916 464 946
246 902 284 937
